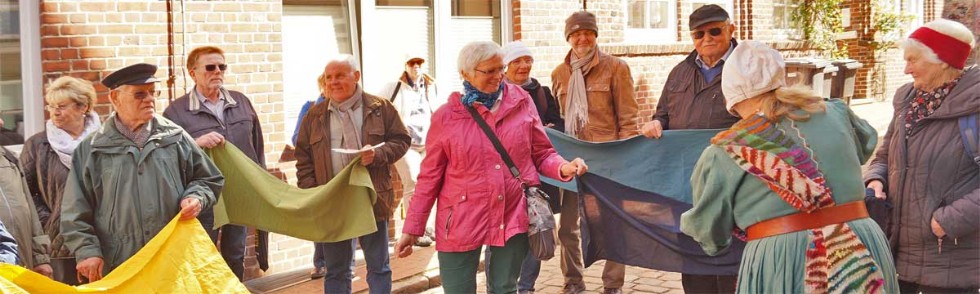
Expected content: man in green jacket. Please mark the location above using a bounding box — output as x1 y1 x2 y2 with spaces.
60 63 224 283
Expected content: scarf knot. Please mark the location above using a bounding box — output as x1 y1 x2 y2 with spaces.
461 81 503 109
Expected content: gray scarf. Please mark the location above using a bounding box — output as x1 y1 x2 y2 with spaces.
564 47 597 137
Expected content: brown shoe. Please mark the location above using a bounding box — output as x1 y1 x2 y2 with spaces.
310 267 326 279
602 288 622 294
561 283 586 294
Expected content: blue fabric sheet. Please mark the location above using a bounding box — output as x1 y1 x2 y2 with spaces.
540 129 744 275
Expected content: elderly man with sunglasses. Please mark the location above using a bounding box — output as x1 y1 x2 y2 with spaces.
61 63 224 283
163 46 265 281
639 4 741 294
641 4 741 140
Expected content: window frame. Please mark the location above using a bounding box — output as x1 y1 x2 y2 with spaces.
771 0 803 40
623 0 678 44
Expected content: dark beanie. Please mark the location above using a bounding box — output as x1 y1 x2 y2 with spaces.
565 11 598 40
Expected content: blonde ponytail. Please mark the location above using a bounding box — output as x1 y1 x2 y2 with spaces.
760 85 826 121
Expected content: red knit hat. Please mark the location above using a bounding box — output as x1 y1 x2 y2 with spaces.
908 26 972 69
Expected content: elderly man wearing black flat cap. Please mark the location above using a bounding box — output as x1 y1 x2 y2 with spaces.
639 4 741 294
60 63 224 283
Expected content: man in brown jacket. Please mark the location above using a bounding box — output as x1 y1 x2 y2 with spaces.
639 5 741 293
295 55 410 294
550 11 640 294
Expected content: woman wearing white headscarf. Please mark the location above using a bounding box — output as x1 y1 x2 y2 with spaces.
20 76 102 284
680 40 897 293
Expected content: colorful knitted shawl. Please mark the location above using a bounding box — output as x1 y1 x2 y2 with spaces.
712 114 885 294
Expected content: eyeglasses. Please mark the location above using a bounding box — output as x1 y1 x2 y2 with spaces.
474 66 505 76
45 103 79 112
691 27 724 39
200 64 228 72
131 90 162 100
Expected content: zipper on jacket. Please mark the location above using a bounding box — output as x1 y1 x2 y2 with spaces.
445 207 453 240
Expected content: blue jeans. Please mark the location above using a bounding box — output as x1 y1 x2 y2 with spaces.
485 243 540 292
198 210 247 281
313 239 357 269
321 220 391 294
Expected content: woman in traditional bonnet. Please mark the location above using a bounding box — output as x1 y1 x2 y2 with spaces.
680 40 898 293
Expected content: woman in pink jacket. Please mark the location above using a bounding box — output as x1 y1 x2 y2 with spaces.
395 41 588 293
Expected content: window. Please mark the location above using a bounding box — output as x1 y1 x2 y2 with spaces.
281 0 357 141
0 1 23 146
902 0 923 34
772 0 802 40
624 0 676 43
441 0 502 93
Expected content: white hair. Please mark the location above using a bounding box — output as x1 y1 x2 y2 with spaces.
325 54 360 72
901 19 976 66
457 41 503 76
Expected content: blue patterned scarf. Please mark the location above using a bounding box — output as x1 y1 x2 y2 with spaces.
461 81 504 109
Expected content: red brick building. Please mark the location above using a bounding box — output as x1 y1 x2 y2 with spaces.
1 0 972 280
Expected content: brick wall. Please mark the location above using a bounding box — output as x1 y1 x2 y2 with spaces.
514 0 917 119
514 0 827 125
38 0 294 280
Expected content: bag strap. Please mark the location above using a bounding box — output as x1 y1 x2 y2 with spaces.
464 105 526 186
389 82 402 102
958 113 980 166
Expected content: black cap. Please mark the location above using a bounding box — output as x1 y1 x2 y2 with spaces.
101 63 161 90
689 4 730 30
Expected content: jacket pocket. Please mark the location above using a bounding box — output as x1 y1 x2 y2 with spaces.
443 192 468 241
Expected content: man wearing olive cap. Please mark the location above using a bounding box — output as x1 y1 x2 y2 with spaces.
60 63 224 283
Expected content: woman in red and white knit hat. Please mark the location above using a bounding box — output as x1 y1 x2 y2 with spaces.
863 18 979 293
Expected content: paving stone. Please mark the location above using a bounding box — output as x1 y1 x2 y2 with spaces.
660 280 683 289
632 283 672 293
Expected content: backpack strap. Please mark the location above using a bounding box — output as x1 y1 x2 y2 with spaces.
389 82 402 103
958 113 980 166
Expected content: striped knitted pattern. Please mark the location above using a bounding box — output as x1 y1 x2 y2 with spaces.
714 115 885 294
711 115 835 211
806 223 886 293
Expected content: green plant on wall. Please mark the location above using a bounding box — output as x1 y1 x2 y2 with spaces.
792 0 848 59
866 0 915 100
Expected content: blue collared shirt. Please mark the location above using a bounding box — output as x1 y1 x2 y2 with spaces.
694 42 736 84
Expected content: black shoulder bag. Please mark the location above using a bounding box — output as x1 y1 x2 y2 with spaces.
465 105 558 261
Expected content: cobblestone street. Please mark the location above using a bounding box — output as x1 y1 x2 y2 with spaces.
420 259 685 294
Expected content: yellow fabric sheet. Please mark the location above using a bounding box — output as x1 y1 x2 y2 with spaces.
0 216 247 293
207 144 378 242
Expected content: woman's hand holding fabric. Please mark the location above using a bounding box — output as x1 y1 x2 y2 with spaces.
560 158 589 178
866 180 887 199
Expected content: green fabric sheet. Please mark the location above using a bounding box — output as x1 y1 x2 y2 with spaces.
205 144 377 243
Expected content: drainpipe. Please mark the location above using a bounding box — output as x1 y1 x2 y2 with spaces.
166 0 176 102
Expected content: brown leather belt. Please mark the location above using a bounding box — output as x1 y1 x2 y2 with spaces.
745 201 869 241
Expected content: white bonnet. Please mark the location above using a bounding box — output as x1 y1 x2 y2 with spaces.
721 40 786 114
502 41 533 65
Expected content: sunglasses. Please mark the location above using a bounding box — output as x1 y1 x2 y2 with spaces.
692 27 724 39
201 64 228 72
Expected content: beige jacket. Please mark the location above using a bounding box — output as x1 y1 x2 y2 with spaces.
551 49 640 142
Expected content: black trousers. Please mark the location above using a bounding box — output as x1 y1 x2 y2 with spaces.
681 273 737 294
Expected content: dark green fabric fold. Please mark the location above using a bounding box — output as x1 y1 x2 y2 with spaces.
206 144 377 242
